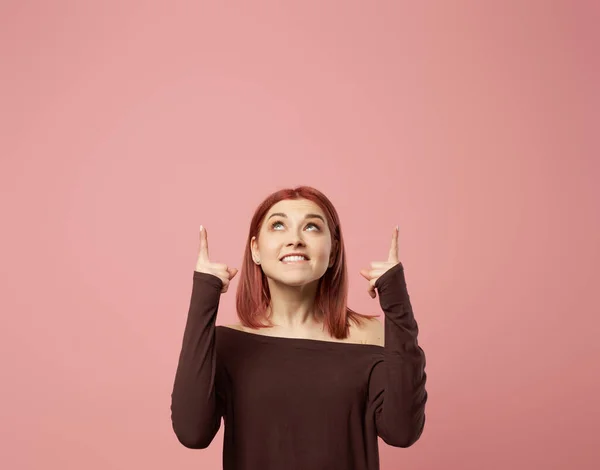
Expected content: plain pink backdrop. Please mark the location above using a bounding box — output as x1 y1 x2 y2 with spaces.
1 1 598 469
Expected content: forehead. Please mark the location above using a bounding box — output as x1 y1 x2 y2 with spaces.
267 198 325 217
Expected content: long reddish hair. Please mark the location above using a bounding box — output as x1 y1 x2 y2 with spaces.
235 186 373 339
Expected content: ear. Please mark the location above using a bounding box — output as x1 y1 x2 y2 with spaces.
250 236 260 264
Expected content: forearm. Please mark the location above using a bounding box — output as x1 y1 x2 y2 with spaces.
373 263 428 447
170 271 224 449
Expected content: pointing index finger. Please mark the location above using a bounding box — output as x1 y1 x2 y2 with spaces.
198 225 210 262
388 225 399 263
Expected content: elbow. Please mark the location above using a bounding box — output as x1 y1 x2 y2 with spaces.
175 434 213 450
383 425 424 448
171 406 220 449
380 414 426 448
170 393 221 449
382 382 428 448
172 422 216 449
381 422 425 448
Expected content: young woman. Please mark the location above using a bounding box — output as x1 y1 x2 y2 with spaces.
170 186 427 470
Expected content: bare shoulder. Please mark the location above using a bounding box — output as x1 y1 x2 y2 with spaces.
222 322 246 332
352 316 384 346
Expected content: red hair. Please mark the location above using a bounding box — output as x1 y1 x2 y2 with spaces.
235 186 374 339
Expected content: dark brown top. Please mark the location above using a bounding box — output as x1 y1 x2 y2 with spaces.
170 263 427 469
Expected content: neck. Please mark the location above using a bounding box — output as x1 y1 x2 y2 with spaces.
265 278 321 329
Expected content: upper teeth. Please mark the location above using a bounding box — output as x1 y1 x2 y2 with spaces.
282 255 307 262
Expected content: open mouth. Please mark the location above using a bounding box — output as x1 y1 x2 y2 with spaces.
280 254 310 264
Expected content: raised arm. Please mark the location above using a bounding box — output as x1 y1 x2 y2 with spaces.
171 272 224 448
369 262 427 447
360 227 427 447
170 225 238 448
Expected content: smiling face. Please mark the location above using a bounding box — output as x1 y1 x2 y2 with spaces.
250 198 336 288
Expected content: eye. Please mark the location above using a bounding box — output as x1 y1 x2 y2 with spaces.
269 221 321 231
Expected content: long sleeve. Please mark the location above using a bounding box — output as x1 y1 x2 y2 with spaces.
170 271 224 449
367 262 428 447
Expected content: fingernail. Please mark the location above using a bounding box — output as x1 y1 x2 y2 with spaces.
200 224 203 231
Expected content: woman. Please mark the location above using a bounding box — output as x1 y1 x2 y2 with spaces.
170 186 427 470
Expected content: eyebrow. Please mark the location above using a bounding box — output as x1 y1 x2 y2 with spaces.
267 212 325 223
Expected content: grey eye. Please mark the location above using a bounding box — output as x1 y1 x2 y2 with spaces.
270 221 321 231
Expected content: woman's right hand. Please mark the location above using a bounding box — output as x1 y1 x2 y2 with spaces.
195 225 238 293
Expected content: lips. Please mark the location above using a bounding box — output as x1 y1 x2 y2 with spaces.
279 253 310 262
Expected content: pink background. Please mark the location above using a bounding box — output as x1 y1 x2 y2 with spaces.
1 1 598 469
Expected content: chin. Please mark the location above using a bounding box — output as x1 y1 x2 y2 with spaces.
266 270 324 287
273 275 313 287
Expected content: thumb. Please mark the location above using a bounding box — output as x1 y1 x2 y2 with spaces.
228 267 239 279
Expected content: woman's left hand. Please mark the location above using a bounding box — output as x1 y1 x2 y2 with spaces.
360 226 402 299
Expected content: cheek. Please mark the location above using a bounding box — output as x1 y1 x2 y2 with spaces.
260 239 281 260
314 240 333 262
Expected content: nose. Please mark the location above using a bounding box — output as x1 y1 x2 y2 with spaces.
286 229 306 247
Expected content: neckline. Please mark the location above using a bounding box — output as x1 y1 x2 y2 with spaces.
217 325 384 351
